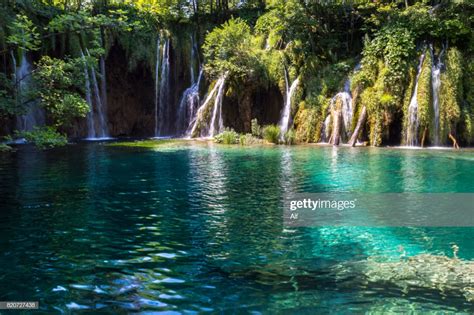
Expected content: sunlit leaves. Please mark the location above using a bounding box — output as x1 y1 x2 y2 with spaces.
7 15 41 51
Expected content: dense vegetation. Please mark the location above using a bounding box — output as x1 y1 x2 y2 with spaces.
1 0 473 148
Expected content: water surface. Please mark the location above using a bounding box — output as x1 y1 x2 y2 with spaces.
0 142 473 313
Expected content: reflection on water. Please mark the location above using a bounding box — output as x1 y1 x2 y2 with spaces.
0 143 473 313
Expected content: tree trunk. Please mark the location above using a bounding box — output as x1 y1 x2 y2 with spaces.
331 109 342 146
449 133 460 149
421 127 427 148
348 106 366 147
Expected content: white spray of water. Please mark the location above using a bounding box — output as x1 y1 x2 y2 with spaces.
431 46 444 146
82 49 109 139
406 52 426 146
188 74 227 138
13 52 45 132
157 38 170 136
278 69 299 137
81 50 96 138
177 35 202 135
154 36 161 136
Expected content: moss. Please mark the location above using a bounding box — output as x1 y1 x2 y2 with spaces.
294 101 318 143
461 58 474 144
401 64 416 143
107 139 184 148
439 47 463 144
417 50 433 138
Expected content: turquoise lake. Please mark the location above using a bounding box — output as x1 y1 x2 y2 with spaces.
0 142 473 313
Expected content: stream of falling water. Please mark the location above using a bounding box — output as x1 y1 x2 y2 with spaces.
321 65 358 143
81 50 96 138
188 75 227 138
431 46 444 146
405 52 426 146
13 52 45 132
82 49 109 139
156 38 170 136
154 36 161 137
278 69 299 138
177 36 202 135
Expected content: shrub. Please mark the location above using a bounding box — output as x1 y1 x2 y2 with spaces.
16 127 68 149
251 118 262 138
240 133 262 145
214 128 239 144
283 128 296 145
263 124 281 144
0 143 12 152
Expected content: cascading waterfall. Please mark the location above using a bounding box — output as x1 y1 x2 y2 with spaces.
208 77 226 137
177 35 202 135
322 71 355 143
322 115 331 142
278 69 299 137
405 52 426 146
82 49 109 139
154 36 161 137
81 50 95 138
100 56 107 110
177 70 203 135
156 38 170 136
188 74 227 138
13 52 45 132
431 46 444 146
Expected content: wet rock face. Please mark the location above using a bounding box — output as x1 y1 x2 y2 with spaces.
0 117 14 138
223 84 283 133
106 44 155 137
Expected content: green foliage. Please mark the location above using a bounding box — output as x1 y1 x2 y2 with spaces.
283 128 296 145
262 124 280 144
239 133 262 146
461 58 474 144
294 102 318 143
16 127 67 149
417 51 433 133
251 118 262 138
7 15 41 51
439 48 463 142
361 25 416 103
214 128 239 144
0 143 13 152
203 18 263 82
0 74 16 117
33 56 90 127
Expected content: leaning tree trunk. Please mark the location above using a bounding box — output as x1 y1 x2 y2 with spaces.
331 109 342 146
348 106 367 147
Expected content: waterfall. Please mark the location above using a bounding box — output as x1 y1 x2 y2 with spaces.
279 69 299 137
322 115 331 142
156 38 170 136
13 52 45 132
81 51 95 138
209 76 226 137
322 65 358 143
431 47 444 146
177 35 202 135
177 70 203 135
100 56 107 111
154 36 161 137
82 49 109 139
188 74 227 138
405 52 426 146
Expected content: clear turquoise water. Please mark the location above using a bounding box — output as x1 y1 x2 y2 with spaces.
0 142 473 313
